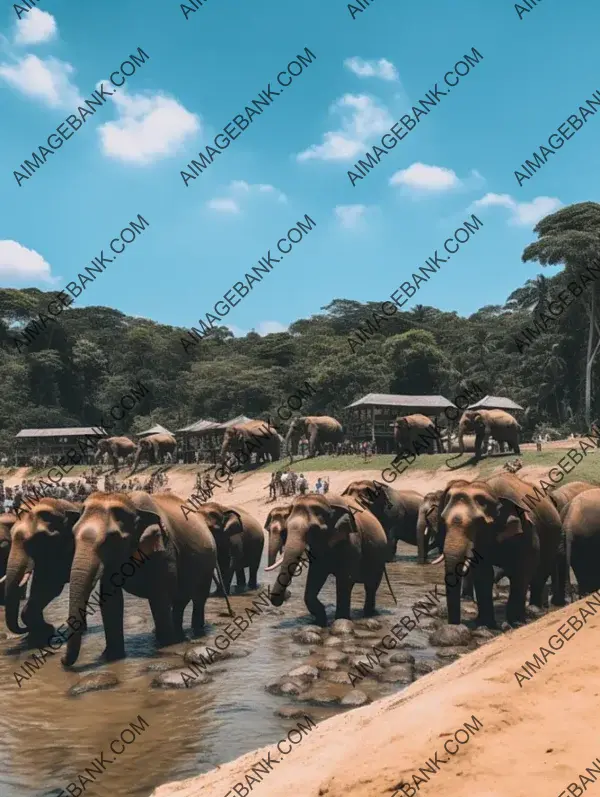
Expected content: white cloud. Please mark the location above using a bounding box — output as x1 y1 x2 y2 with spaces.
207 198 240 213
472 193 562 226
208 181 287 212
0 240 56 283
98 88 199 165
344 57 399 82
335 204 368 229
297 94 393 162
0 54 82 108
390 163 459 192
14 8 57 45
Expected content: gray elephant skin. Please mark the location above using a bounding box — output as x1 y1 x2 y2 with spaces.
393 413 444 455
457 410 520 460
285 415 343 460
131 433 177 472
220 420 281 466
95 436 136 470
267 494 388 626
62 491 216 666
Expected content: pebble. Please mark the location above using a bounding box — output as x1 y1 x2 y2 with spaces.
340 689 370 707
276 706 316 721
329 619 355 637
388 652 415 665
429 624 472 647
292 630 323 646
287 665 319 682
377 664 413 684
67 672 119 697
152 670 210 689
297 687 341 706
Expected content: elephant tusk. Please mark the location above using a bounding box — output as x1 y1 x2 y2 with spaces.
0 575 6 585
19 571 31 588
264 553 285 572
431 553 445 565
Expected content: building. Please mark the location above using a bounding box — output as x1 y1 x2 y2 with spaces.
176 415 254 464
137 424 173 438
14 427 107 466
345 394 457 453
467 396 524 412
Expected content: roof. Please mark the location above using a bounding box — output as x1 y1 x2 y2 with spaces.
16 427 107 439
219 415 253 428
467 395 524 411
137 424 173 437
177 419 221 434
346 394 457 412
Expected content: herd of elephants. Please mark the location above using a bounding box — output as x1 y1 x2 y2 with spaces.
0 401 599 668
98 408 523 471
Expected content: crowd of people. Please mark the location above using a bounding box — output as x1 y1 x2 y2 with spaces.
265 471 329 501
0 468 171 514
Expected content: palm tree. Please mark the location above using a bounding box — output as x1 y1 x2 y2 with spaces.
506 274 549 315
522 202 600 426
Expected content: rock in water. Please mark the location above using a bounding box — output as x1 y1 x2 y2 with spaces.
68 671 119 697
340 689 370 707
323 636 344 648
323 650 348 664
314 658 339 672
414 660 443 676
329 619 355 637
377 664 413 684
276 706 316 720
292 629 323 646
287 665 319 682
354 618 382 631
388 652 415 665
152 669 211 689
298 687 340 706
435 646 470 660
429 624 472 647
266 679 306 697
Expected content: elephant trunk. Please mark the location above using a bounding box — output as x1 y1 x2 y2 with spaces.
416 520 429 565
62 540 101 667
443 529 473 625
4 542 29 634
267 531 282 568
269 537 305 606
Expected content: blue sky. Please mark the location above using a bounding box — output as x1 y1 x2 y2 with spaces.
0 0 596 336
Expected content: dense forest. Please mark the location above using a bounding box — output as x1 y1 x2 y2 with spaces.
1 202 599 453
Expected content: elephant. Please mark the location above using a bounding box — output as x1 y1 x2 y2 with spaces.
341 479 423 561
266 493 388 626
548 481 597 515
95 436 136 471
5 499 80 641
456 410 520 461
62 491 217 666
264 505 293 569
220 421 281 467
437 473 561 627
393 413 444 455
199 502 264 594
416 490 445 565
559 488 600 597
0 513 18 604
285 416 344 461
131 433 177 472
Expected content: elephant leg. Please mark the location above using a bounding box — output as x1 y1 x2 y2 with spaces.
513 439 521 454
304 564 329 626
171 598 188 640
149 592 177 647
334 574 353 620
505 575 528 625
472 561 496 628
235 568 247 592
191 571 212 636
22 573 65 638
363 568 383 617
461 568 475 600
248 562 259 590
100 582 126 661
551 545 567 606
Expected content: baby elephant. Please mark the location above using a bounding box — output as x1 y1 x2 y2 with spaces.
199 502 264 594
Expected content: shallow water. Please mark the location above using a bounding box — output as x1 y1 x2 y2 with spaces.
0 546 451 797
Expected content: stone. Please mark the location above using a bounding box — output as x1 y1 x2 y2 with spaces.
68 672 119 697
287 665 319 682
144 661 177 673
323 650 348 664
340 689 371 707
292 649 313 658
152 669 211 689
276 706 316 720
472 628 496 640
377 664 413 684
329 619 355 636
354 618 383 631
429 624 472 647
298 687 341 706
183 645 226 666
341 645 367 655
292 629 323 646
323 636 344 648
397 641 427 650
353 629 381 641
414 660 443 676
435 646 470 660
321 670 352 685
388 652 415 665
266 679 306 697
314 659 339 672
302 625 326 635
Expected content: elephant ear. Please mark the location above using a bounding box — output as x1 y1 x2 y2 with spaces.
136 508 167 556
223 510 243 537
326 497 359 546
265 506 291 531
494 496 534 543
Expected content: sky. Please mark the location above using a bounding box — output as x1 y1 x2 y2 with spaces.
0 0 597 337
